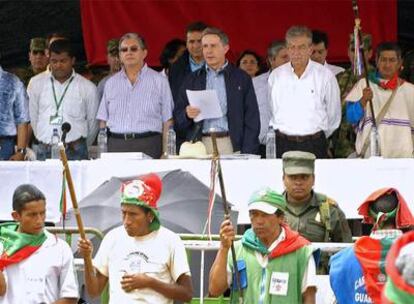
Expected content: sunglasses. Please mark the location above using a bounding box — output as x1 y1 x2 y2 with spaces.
119 46 140 53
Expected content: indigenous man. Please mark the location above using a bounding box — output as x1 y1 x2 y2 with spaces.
209 189 317 303
330 188 414 304
0 184 78 304
346 42 414 158
78 174 193 303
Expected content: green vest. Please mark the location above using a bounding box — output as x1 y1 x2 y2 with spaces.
229 241 313 304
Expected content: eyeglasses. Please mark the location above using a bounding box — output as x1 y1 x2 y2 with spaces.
119 46 139 53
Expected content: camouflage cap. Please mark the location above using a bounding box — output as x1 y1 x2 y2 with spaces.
30 37 47 51
282 151 316 175
107 38 119 55
349 32 372 50
248 188 286 215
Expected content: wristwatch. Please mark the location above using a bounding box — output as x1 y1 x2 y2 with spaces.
16 147 27 155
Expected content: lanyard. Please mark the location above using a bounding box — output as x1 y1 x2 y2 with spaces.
51 76 74 114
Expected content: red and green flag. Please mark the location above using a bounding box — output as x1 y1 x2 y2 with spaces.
354 236 395 303
383 231 414 304
0 223 46 271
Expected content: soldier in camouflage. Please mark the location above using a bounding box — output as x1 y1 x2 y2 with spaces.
282 151 352 243
16 38 48 87
332 33 375 158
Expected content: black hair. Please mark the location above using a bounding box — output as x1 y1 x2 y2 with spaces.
312 30 329 49
186 21 208 34
159 38 186 69
13 184 46 213
49 39 75 58
371 193 398 214
376 42 402 61
236 50 263 76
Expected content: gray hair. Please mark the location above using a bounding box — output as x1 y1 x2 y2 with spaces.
267 40 287 59
119 32 147 50
285 26 312 43
202 27 229 45
13 184 46 213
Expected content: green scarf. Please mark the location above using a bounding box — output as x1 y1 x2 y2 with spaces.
0 223 47 271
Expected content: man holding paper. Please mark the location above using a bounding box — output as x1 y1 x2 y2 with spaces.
174 27 260 155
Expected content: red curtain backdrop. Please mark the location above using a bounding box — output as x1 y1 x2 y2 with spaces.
80 0 397 66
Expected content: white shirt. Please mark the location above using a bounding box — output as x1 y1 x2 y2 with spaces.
28 70 99 145
93 226 190 304
227 227 317 293
0 231 79 304
253 71 273 144
324 62 345 76
268 60 341 137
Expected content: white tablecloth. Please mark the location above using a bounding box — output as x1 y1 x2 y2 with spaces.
1 158 413 224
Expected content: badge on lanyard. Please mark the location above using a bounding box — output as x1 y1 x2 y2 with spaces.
269 272 289 296
49 114 63 125
49 76 74 126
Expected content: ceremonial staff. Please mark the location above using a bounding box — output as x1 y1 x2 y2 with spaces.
352 0 381 155
352 0 376 126
210 133 243 303
58 143 94 275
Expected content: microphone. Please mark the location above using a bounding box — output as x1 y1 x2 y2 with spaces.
61 122 71 144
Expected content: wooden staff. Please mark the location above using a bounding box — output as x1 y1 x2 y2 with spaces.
352 0 377 127
211 133 243 302
58 143 94 274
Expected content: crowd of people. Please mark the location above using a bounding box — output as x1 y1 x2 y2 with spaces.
1 21 414 160
0 154 412 303
1 19 414 303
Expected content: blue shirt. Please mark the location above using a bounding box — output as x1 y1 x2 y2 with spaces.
189 55 204 72
346 101 365 124
330 247 372 304
203 62 229 133
0 67 29 136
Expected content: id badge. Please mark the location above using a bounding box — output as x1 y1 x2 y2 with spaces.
269 272 289 296
49 114 63 125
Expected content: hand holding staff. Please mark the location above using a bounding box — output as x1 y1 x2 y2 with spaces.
58 143 94 275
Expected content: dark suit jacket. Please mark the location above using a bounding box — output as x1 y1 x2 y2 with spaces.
174 63 260 154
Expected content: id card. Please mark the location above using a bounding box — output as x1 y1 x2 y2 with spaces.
49 114 63 125
269 272 289 296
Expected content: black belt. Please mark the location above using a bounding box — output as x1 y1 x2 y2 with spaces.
276 130 323 142
202 132 229 138
38 137 85 147
0 135 16 140
109 131 160 140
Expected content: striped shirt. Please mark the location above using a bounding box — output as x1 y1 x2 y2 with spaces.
0 66 29 136
202 62 229 133
97 64 173 133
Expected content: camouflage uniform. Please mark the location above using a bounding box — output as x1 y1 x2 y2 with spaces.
284 191 352 243
332 64 375 158
15 38 47 87
282 151 352 242
331 33 375 158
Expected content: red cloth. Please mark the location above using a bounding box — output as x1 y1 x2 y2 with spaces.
80 0 397 66
269 224 310 259
358 188 414 230
384 231 414 298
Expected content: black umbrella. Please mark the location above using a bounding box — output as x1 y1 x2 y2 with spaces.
65 169 238 237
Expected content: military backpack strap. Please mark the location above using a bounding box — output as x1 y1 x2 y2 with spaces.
317 194 336 242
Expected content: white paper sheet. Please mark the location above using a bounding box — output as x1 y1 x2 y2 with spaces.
186 89 223 122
